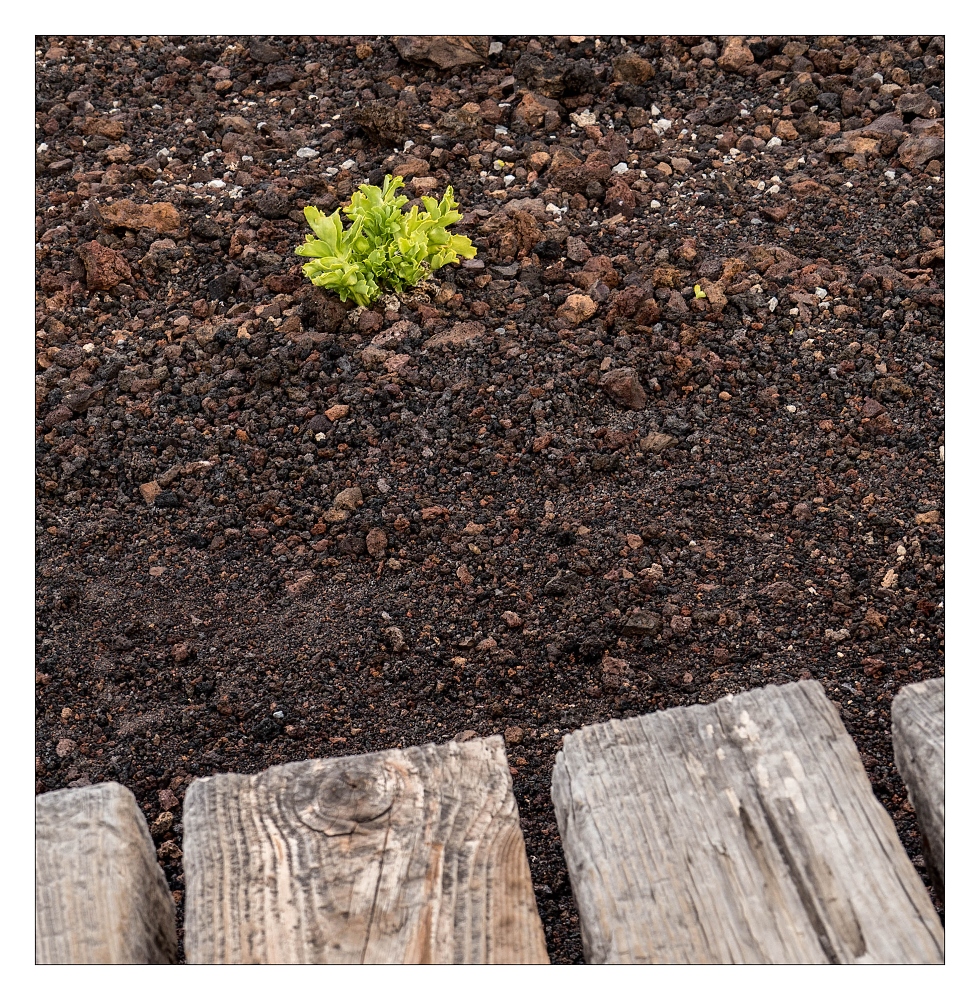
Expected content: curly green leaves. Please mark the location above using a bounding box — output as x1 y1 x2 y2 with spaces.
294 175 477 307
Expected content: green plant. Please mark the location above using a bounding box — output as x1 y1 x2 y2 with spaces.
294 174 476 307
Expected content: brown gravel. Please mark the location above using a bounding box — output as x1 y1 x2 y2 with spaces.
36 34 944 962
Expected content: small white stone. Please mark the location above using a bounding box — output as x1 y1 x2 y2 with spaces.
767 136 782 148
612 162 628 174
649 104 661 117
489 41 503 54
650 199 662 209
768 296 779 312
786 405 797 413
207 179 226 189
815 287 827 298
884 169 896 180
296 147 318 158
503 174 515 186
341 158 356 170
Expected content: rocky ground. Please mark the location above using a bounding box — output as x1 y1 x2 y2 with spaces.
36 34 945 962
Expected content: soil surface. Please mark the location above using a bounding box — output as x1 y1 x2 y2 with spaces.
36 34 945 962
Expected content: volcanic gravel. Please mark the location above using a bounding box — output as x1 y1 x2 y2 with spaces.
36 34 945 962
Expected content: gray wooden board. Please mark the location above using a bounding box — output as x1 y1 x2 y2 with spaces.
36 781 177 964
552 680 944 964
892 676 945 896
183 735 548 964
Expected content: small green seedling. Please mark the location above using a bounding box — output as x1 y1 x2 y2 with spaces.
295 174 476 307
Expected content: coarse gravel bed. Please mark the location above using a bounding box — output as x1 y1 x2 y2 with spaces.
36 33 945 962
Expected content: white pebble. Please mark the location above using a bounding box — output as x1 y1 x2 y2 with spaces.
341 158 356 170
612 162 628 174
766 136 782 148
296 147 318 159
786 405 797 413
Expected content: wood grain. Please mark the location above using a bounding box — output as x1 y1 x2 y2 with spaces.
35 781 177 964
892 677 944 898
552 680 944 964
183 735 548 964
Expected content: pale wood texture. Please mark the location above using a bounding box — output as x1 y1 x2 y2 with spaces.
552 680 944 964
892 677 945 898
183 735 548 964
36 781 177 964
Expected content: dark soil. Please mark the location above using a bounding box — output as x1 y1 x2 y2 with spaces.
36 34 944 963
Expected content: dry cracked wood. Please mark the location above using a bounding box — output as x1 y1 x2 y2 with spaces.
35 782 177 964
892 677 944 899
183 735 548 964
552 680 944 964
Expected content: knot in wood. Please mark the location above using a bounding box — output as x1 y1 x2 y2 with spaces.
291 758 396 836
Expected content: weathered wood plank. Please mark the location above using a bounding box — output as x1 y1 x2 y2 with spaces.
36 782 177 964
892 677 944 899
183 735 548 964
552 680 944 964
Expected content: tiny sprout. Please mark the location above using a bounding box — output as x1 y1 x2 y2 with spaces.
295 174 476 307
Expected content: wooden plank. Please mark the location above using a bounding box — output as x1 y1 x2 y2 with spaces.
36 781 177 964
552 680 944 964
183 735 548 964
892 677 944 898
